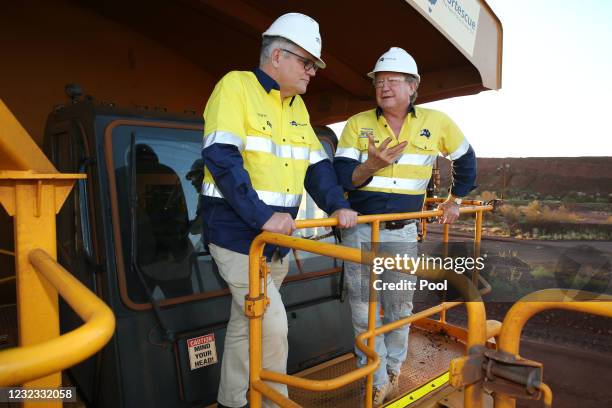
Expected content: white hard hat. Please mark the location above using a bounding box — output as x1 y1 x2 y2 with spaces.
367 47 419 80
262 13 326 69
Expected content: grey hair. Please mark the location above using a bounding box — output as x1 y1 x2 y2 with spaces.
260 36 297 66
404 74 420 104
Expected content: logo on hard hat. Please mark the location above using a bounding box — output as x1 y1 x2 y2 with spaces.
316 37 321 44
420 129 431 138
427 0 438 13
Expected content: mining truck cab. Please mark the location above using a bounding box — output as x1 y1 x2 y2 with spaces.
41 99 354 406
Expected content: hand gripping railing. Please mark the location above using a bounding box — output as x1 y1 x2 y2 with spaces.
247 204 494 408
0 249 115 386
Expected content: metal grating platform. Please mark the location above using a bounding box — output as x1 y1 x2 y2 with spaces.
289 327 465 407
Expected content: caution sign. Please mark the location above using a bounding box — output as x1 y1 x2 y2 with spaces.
187 333 218 370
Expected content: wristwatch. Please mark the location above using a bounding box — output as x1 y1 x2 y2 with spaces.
449 195 463 206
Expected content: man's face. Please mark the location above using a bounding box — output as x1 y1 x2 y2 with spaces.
274 46 318 96
374 72 416 112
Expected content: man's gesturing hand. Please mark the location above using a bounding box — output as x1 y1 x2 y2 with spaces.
352 134 408 187
262 212 296 235
364 134 408 172
330 208 358 229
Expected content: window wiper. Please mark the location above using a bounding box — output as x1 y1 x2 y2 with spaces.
128 133 175 345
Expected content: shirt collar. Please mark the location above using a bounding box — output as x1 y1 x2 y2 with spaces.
253 67 280 93
375 104 417 119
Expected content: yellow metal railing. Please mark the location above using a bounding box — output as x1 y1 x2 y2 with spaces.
0 249 115 386
247 204 494 408
495 289 612 408
0 98 114 407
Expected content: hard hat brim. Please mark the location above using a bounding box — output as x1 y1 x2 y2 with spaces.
367 70 420 81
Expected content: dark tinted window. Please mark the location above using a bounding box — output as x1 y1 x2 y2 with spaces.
112 125 225 303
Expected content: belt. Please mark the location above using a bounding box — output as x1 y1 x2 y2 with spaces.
380 220 416 230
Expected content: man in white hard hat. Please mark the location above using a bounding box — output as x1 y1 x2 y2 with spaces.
201 12 358 408
334 47 477 406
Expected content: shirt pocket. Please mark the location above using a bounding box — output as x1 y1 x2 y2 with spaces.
244 115 274 169
287 129 311 162
357 137 369 151
410 135 437 153
246 113 273 139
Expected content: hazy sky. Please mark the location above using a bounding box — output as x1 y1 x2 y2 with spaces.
330 0 612 158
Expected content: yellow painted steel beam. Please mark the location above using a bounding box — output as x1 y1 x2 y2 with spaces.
495 289 612 408
0 99 57 172
4 177 66 401
0 102 88 408
0 249 115 386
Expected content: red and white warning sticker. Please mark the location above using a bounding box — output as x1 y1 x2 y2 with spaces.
187 333 218 370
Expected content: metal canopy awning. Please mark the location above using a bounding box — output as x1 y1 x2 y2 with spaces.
83 0 502 124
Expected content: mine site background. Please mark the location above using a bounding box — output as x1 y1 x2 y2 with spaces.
438 156 612 240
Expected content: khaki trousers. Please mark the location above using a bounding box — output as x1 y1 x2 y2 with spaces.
210 244 289 408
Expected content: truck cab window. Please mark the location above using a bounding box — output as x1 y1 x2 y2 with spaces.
112 127 225 303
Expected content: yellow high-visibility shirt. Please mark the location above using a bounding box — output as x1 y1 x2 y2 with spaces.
336 106 471 196
203 70 328 208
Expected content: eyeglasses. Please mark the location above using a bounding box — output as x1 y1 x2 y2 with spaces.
281 48 319 72
373 77 407 88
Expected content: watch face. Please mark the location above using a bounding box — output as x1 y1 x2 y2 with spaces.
454 197 462 205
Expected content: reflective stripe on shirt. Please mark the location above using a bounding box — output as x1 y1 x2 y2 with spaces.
336 147 436 167
204 130 245 150
448 138 470 161
366 176 429 192
203 182 301 207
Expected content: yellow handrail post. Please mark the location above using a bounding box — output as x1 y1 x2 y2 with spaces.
0 100 85 407
247 237 271 408
364 221 381 408
472 210 483 289
539 383 553 408
475 209 483 244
